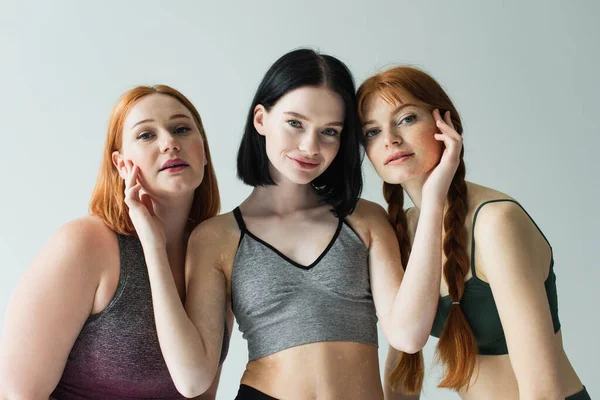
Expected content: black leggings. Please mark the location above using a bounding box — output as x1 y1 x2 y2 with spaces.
233 384 592 399
567 386 591 400
235 384 279 400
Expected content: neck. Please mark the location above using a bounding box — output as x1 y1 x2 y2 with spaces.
150 191 195 251
247 168 321 215
401 172 451 214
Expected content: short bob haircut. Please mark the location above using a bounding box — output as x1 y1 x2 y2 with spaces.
236 48 363 218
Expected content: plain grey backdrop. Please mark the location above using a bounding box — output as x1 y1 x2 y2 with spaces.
1 0 598 398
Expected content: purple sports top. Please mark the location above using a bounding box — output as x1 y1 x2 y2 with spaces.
51 232 229 399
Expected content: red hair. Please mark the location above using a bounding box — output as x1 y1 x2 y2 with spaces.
357 67 477 393
89 85 220 234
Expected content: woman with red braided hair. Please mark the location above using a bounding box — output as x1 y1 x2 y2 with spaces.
357 66 589 400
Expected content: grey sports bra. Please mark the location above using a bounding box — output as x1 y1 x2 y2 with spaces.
231 207 378 361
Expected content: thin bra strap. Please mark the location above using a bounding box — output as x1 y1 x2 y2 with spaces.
233 207 247 232
470 199 553 278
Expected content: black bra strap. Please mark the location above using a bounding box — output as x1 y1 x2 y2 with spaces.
470 199 552 278
233 207 247 232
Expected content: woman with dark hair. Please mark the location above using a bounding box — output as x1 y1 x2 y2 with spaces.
357 66 588 400
0 85 230 399
134 48 463 399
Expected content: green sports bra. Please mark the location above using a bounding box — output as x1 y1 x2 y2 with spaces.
430 199 561 355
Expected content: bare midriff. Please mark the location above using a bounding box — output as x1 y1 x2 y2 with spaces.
457 331 583 400
241 341 383 400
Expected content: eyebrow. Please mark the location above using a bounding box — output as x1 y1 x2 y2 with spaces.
131 114 191 129
361 103 418 127
284 111 344 127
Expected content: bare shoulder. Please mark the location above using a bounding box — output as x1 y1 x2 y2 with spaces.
346 199 386 232
467 183 524 237
46 215 117 271
474 199 530 236
12 215 116 319
62 215 116 243
351 198 389 221
0 216 117 396
473 196 552 278
347 199 394 248
187 212 242 276
467 181 524 237
473 192 548 253
467 182 515 210
189 212 240 246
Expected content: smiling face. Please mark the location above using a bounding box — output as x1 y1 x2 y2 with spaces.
112 93 206 198
361 93 443 185
253 86 345 185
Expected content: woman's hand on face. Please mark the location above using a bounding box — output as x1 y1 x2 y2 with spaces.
422 109 463 206
123 160 166 249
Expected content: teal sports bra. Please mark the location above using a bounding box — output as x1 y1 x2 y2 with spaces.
430 199 561 355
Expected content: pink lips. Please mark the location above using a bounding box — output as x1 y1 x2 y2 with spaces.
288 156 320 170
385 151 414 165
160 158 189 172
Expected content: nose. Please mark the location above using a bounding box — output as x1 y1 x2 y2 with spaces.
298 131 320 156
160 132 181 153
383 128 402 147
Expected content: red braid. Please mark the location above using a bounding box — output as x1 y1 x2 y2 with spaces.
383 183 424 394
358 65 479 393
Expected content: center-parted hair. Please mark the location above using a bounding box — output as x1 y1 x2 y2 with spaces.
237 48 363 218
357 66 477 393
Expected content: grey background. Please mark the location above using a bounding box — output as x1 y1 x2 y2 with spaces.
1 0 598 398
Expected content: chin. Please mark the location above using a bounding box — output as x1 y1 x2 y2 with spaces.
380 170 415 185
155 182 199 197
283 171 320 185
289 176 315 185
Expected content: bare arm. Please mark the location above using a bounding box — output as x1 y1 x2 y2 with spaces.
142 218 232 397
476 202 562 399
195 307 234 400
361 200 443 353
0 217 110 399
119 162 234 397
367 110 463 352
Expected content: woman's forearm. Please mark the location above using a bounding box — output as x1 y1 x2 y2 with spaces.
388 201 444 350
142 247 221 397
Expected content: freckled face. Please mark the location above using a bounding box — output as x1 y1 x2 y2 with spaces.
361 95 442 184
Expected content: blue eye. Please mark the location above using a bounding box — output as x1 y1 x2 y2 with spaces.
137 132 153 140
399 115 417 125
287 120 302 128
322 128 339 136
174 126 191 135
364 129 381 139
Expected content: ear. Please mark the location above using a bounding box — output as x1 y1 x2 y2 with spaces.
112 151 127 179
253 104 267 136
